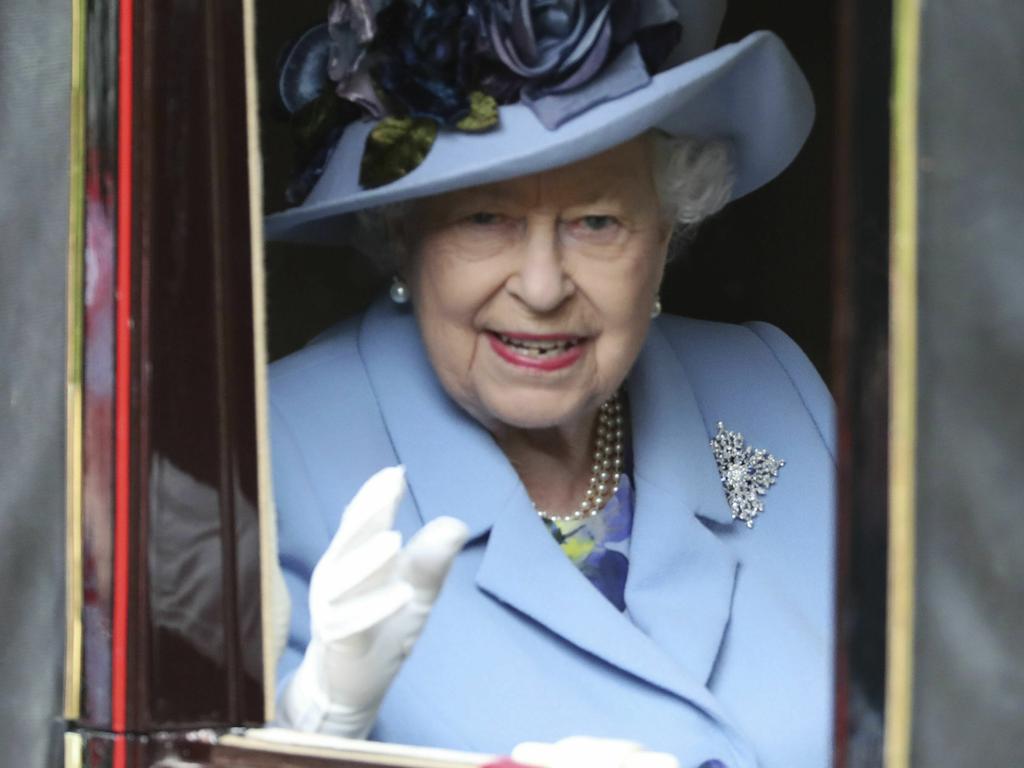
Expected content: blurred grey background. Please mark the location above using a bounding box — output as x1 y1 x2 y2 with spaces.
0 0 71 766
913 0 1024 763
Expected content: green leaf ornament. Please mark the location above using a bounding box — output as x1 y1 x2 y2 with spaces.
455 91 499 133
359 116 439 189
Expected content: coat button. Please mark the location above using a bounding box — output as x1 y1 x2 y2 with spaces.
697 761 727 768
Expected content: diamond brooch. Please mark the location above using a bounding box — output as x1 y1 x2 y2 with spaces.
710 422 785 528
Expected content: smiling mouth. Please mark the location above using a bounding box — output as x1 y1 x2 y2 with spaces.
486 331 588 372
492 332 582 358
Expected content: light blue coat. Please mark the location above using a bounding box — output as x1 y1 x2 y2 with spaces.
271 297 836 768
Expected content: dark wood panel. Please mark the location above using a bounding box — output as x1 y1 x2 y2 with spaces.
130 0 264 728
73 0 265 733
831 1 892 766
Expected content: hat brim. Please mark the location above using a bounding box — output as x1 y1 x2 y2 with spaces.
264 30 813 245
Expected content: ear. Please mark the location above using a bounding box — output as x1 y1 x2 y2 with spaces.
652 211 675 285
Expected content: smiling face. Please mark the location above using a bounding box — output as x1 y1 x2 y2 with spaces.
402 137 671 436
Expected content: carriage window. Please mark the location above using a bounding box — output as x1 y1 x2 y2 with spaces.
57 0 899 765
255 1 888 765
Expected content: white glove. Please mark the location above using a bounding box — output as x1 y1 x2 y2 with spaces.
277 465 470 738
512 737 679 768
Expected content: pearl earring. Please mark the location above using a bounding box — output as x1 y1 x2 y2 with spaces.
390 275 410 304
650 297 662 318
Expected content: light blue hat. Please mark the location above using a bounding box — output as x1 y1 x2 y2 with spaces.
265 1 813 245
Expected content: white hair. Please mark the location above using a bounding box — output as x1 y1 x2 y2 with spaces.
350 131 734 269
650 132 734 252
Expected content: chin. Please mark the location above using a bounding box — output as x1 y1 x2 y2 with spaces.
496 410 569 431
479 388 594 432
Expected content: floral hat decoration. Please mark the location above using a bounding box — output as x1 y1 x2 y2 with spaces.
266 0 814 244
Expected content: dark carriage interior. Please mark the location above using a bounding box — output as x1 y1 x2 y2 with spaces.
258 2 844 376
256 4 893 757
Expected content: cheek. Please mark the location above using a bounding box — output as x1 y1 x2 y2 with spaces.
410 240 461 316
408 245 496 383
586 243 664 319
585 243 664 360
414 257 497 334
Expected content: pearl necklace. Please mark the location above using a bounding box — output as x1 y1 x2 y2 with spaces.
534 393 626 522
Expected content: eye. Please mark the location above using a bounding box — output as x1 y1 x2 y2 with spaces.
564 214 624 245
466 212 502 226
580 215 618 231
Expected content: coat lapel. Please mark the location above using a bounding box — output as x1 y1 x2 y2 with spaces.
475 487 744 732
624 321 740 686
358 300 745 734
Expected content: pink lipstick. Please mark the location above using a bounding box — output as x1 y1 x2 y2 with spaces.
487 331 586 372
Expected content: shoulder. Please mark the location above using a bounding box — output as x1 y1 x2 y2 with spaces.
269 315 365 406
268 314 384 436
268 313 397 536
652 314 836 461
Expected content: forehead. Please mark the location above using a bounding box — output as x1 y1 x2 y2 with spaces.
420 137 655 211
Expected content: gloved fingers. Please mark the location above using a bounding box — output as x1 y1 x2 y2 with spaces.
621 752 679 768
553 736 642 756
325 466 406 561
513 737 635 768
310 529 403 612
512 737 666 768
555 737 642 768
399 515 471 605
316 580 414 648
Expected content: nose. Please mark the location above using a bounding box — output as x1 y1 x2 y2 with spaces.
505 220 574 313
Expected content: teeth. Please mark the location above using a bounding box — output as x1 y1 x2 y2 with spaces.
497 333 578 356
520 340 562 350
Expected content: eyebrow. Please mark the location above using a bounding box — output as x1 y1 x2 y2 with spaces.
453 184 635 211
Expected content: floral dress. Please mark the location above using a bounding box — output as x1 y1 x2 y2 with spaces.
544 475 635 611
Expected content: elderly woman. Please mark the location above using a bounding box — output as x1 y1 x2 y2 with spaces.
265 2 835 767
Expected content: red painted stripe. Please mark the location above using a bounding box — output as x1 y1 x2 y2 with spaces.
113 735 127 768
112 0 134 737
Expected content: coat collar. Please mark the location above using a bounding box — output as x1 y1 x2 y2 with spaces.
629 321 736 527
474 483 746 740
623 322 740 685
357 298 519 540
358 300 749 746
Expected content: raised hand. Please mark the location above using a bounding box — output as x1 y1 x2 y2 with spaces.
278 466 470 737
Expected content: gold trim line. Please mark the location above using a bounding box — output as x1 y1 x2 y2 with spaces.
241 0 279 721
64 731 84 768
63 0 87 723
885 0 920 765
